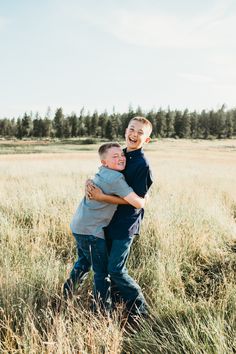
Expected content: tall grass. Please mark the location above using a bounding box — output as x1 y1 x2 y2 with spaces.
0 140 236 353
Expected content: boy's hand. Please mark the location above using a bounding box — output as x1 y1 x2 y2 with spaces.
86 180 103 201
85 178 93 198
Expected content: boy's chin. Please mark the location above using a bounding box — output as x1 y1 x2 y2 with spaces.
127 143 139 150
126 139 141 150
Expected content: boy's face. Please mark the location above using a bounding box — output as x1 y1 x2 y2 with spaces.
125 120 151 151
101 146 126 171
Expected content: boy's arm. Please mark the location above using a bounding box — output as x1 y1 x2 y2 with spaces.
86 181 146 208
123 192 145 208
86 182 129 205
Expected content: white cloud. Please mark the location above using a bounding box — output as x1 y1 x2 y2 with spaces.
109 10 236 49
177 73 214 84
66 0 236 50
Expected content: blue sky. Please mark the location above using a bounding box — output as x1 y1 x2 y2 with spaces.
0 0 236 118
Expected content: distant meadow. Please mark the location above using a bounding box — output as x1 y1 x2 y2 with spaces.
0 139 236 353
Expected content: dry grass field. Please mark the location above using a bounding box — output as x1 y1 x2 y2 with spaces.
0 139 236 353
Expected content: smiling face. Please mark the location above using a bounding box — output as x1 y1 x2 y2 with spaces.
125 119 151 152
101 146 126 171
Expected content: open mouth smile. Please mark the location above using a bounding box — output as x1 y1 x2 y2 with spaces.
128 137 137 143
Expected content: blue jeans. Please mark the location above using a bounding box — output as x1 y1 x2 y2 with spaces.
107 236 148 315
70 233 110 308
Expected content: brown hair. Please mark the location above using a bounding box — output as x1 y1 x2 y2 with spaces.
129 116 152 134
98 142 121 158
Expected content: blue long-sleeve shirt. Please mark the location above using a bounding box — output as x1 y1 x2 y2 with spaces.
105 148 153 240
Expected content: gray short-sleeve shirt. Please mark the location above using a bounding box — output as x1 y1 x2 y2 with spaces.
70 166 133 239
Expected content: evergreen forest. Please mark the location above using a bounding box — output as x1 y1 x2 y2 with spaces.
1 105 236 140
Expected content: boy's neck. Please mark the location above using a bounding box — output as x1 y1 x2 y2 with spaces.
126 147 142 153
102 165 122 172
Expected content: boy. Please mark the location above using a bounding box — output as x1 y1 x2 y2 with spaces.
87 117 153 317
63 142 146 310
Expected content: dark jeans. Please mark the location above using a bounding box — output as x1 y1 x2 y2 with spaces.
107 236 148 315
70 233 110 307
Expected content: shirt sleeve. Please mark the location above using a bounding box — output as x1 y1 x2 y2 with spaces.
109 174 134 197
132 165 153 197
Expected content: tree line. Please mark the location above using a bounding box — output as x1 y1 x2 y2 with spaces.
0 106 236 140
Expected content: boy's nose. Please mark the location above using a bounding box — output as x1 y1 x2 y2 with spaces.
131 131 138 137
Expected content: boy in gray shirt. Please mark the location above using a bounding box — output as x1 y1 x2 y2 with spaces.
63 142 146 310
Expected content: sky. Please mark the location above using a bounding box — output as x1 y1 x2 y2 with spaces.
0 0 236 118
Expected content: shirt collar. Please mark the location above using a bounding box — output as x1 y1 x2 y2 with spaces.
123 147 144 159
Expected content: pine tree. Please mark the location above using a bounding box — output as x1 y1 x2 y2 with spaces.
199 110 210 139
63 118 71 138
10 118 17 137
0 118 14 137
146 110 156 137
225 112 233 138
77 108 86 136
155 109 167 137
111 112 121 138
0 119 6 136
190 111 199 138
42 117 52 137
33 118 44 137
118 106 136 137
174 110 183 138
53 108 64 138
69 113 78 137
105 119 113 140
1 106 235 140
16 118 23 139
208 110 218 137
84 115 90 136
91 111 99 137
232 109 236 135
135 106 143 116
120 112 129 136
215 107 226 138
45 106 52 120
21 113 32 137
165 109 175 137
98 111 108 138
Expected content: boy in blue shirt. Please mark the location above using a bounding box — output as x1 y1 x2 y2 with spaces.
87 117 153 317
63 142 146 311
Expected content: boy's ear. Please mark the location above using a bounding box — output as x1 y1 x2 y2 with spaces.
145 137 151 144
101 159 106 166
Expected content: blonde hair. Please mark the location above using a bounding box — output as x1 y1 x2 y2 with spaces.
129 116 152 134
98 142 121 158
